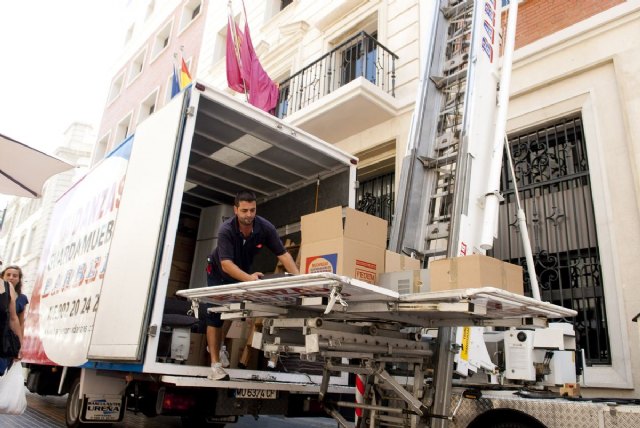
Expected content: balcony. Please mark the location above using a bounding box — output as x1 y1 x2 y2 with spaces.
276 31 399 143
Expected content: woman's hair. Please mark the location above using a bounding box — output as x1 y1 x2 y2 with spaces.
2 265 23 295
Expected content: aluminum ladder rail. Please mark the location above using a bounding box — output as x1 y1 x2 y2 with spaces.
389 1 503 426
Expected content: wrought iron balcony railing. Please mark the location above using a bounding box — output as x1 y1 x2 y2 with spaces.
275 31 398 119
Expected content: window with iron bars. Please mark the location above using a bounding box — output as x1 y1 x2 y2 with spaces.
491 116 611 366
356 172 395 230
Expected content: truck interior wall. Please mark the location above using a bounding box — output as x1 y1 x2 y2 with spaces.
258 170 351 229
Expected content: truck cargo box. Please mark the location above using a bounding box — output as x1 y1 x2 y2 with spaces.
21 83 358 425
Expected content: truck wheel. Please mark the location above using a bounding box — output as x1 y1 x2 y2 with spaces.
66 378 84 428
66 378 112 428
489 424 538 428
180 415 225 428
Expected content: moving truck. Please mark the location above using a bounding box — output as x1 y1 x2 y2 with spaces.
20 82 358 427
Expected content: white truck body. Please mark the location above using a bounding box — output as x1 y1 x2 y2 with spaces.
22 83 358 425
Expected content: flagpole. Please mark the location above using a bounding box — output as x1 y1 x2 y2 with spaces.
228 1 249 101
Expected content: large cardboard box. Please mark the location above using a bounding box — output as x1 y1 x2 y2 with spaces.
300 207 387 284
385 250 421 273
429 254 523 294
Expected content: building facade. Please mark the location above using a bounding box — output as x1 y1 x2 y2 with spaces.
94 0 640 398
0 123 94 298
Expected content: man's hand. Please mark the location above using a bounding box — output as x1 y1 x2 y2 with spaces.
222 259 263 282
277 252 299 275
249 272 264 281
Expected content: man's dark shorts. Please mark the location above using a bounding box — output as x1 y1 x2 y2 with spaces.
205 274 234 328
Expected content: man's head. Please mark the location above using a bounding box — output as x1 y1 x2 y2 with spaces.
234 190 257 227
234 190 257 207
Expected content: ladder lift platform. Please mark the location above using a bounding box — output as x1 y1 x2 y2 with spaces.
177 273 576 327
176 274 576 428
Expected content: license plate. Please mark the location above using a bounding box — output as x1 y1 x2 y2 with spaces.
236 388 277 399
83 396 124 422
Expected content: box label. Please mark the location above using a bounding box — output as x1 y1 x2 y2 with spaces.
354 259 377 284
355 260 377 270
354 269 376 283
306 254 338 274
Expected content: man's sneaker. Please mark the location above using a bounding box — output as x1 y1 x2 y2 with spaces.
209 363 229 381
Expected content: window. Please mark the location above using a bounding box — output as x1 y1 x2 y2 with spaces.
264 0 293 22
179 0 201 31
17 234 25 258
191 3 201 19
27 226 36 252
115 114 133 146
357 172 395 228
151 21 173 60
492 116 610 366
340 31 378 86
128 49 146 84
107 73 125 103
355 141 396 225
145 0 155 21
275 73 291 118
281 0 293 10
91 133 110 165
212 24 228 64
138 89 158 124
124 24 134 44
331 14 379 90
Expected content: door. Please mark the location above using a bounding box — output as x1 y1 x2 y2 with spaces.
87 91 190 361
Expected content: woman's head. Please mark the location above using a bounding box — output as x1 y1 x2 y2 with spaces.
2 265 23 295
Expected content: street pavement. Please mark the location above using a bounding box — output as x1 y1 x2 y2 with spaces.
0 389 338 428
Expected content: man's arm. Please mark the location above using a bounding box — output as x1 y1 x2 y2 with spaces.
277 252 299 275
220 259 263 282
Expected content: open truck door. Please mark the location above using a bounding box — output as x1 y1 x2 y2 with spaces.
87 92 191 362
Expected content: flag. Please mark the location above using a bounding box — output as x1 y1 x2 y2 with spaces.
238 11 279 112
180 58 192 89
226 16 245 93
170 64 180 98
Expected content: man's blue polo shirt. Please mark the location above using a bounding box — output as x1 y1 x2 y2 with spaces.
208 215 286 284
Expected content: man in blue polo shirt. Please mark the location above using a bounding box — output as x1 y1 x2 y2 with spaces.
206 190 299 380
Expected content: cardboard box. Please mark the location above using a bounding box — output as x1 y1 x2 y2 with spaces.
428 254 523 294
385 250 421 273
226 320 250 339
300 207 387 284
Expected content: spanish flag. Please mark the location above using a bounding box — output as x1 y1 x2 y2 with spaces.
180 58 192 90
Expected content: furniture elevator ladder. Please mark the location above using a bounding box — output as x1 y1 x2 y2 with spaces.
386 1 505 427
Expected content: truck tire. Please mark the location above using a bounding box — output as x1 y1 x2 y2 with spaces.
66 378 84 428
65 378 112 428
467 409 546 428
180 415 225 428
488 424 537 428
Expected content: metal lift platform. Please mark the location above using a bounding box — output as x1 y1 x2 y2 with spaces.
177 274 576 427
